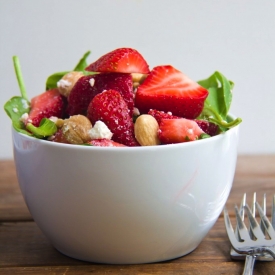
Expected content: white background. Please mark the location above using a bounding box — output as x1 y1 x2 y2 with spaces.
1 0 275 159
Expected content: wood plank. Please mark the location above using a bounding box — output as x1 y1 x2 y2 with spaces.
0 218 275 274
0 219 229 267
235 155 275 179
0 263 258 275
0 219 274 274
0 160 31 221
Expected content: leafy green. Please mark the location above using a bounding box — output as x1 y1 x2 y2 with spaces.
45 71 70 90
198 71 242 130
26 118 57 138
4 56 31 133
45 51 92 90
4 96 30 129
199 133 211 139
73 51 91 71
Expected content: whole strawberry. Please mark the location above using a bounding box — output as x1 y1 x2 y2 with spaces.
85 48 150 74
67 73 134 116
87 90 139 147
148 109 180 124
194 119 219 136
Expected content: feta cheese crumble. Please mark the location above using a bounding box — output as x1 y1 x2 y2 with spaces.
89 78 95 87
89 120 113 140
57 79 71 89
20 113 29 123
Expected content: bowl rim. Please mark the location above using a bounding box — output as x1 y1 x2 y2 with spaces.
12 114 240 152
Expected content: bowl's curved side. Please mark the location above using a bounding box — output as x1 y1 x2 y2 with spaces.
12 125 239 264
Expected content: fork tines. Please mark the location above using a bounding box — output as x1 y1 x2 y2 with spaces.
224 193 275 260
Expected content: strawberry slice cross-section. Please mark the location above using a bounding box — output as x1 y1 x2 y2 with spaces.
27 88 66 127
158 118 205 144
135 65 209 119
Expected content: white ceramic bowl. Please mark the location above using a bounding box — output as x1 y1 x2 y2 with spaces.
12 121 239 264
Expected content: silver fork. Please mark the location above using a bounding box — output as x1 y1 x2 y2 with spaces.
224 194 275 275
231 193 275 261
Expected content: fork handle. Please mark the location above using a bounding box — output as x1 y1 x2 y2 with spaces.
242 255 256 275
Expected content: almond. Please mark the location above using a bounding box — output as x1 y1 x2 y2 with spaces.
57 71 84 97
61 115 92 144
134 114 161 146
131 73 147 88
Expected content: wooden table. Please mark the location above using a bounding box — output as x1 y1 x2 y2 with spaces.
1 155 275 274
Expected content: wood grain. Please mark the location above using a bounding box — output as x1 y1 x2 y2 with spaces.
0 155 275 274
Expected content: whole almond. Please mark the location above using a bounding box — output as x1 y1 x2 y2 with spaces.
62 115 92 144
57 71 84 97
134 114 161 146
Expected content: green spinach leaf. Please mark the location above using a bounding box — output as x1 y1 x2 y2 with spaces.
26 118 57 138
73 50 91 71
198 71 242 129
45 71 70 90
45 51 91 90
4 96 30 130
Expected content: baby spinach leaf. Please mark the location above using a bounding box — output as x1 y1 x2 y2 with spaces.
26 118 57 138
198 71 242 130
46 71 70 90
198 71 234 119
3 56 32 135
73 50 91 71
45 51 91 90
4 96 30 130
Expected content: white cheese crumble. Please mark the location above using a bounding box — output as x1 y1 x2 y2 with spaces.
89 78 95 87
20 113 29 123
13 107 18 113
57 79 71 89
49 116 58 123
133 107 140 116
89 120 113 140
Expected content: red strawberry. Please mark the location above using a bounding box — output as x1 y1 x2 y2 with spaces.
158 118 205 144
87 90 139 147
85 48 150 74
67 73 134 116
135 65 209 119
194 120 219 136
89 139 127 147
49 129 70 144
27 88 65 127
148 109 180 124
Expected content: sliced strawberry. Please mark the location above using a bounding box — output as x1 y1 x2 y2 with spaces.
194 120 219 136
67 73 134 116
89 139 127 147
87 90 139 147
135 65 209 119
148 109 180 124
85 48 150 74
158 118 205 144
28 88 66 127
